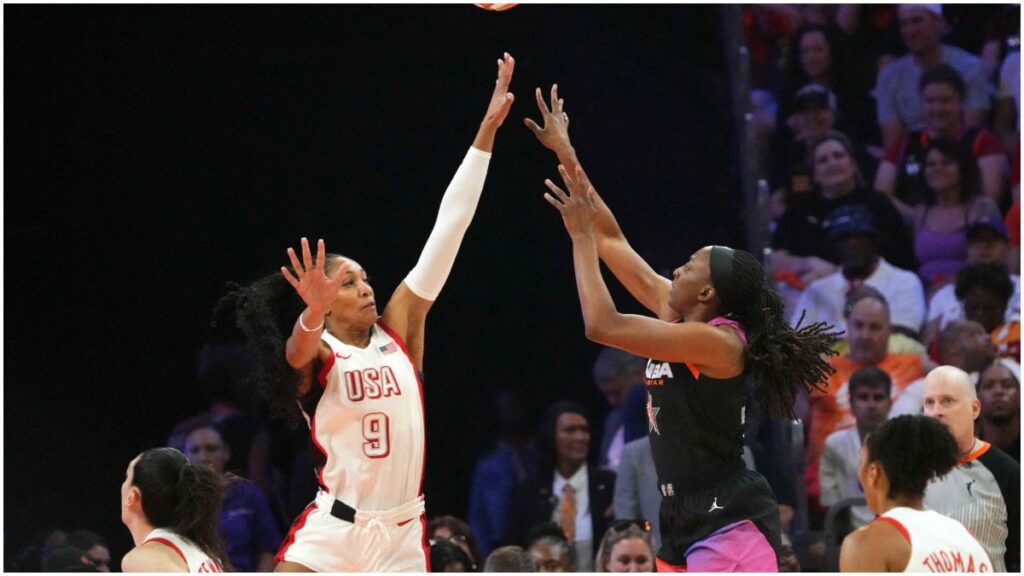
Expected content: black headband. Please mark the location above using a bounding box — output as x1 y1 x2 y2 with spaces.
709 245 737 310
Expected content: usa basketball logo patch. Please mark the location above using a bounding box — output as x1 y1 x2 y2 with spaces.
379 342 398 355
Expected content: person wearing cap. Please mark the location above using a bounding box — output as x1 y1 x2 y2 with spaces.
923 213 1020 348
771 131 916 317
791 203 926 338
875 63 1008 208
529 86 840 571
875 4 990 148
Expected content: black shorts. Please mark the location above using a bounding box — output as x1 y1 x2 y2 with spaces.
657 468 782 566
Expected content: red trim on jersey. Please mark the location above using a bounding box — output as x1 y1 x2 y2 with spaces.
377 321 428 497
874 516 911 544
684 362 701 380
309 414 329 492
274 502 317 565
959 441 991 464
147 537 189 569
419 513 432 572
318 352 336 389
655 557 688 572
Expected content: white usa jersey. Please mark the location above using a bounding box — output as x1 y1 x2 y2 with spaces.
877 507 992 572
305 322 425 510
144 528 222 572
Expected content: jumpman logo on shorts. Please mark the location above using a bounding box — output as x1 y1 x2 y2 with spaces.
708 497 724 512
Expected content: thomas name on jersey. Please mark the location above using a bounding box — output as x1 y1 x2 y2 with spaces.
920 549 989 572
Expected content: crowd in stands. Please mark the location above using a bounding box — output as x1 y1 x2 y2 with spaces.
7 4 1020 573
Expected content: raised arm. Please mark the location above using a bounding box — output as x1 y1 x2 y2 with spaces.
544 165 743 377
525 85 674 320
381 53 516 368
281 238 350 373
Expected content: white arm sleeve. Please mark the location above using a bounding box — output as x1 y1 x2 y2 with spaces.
404 146 492 301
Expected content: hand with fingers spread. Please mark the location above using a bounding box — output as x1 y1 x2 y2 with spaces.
280 237 350 319
544 164 598 239
481 52 516 128
525 84 572 154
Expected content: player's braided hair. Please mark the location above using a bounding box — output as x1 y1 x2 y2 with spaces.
865 415 959 500
213 255 346 425
132 448 229 570
712 247 840 418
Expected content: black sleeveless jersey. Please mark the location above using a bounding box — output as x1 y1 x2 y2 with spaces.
644 356 747 491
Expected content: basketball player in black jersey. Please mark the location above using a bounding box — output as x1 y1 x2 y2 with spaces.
528 86 839 571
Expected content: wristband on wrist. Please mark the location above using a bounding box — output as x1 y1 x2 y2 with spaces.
299 311 324 332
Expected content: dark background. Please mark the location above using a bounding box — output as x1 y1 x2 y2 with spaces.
5 4 745 562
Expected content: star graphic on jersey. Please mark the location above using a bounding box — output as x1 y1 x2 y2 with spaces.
647 395 661 435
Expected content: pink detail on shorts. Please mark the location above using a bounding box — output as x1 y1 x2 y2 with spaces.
684 519 777 572
709 316 747 346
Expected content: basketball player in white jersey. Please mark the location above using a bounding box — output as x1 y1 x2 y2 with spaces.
223 53 516 572
840 415 992 572
120 448 226 572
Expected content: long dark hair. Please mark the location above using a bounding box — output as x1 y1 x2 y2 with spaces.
711 247 839 418
920 138 981 207
213 255 346 424
132 448 227 569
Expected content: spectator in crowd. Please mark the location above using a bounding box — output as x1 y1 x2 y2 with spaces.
957 262 1021 361
804 287 926 519
430 540 475 573
592 347 646 472
769 84 876 220
923 366 1020 572
792 203 925 338
820 367 892 536
429 515 483 571
506 402 615 572
66 531 111 573
976 361 1021 462
891 320 998 418
909 140 1002 292
612 437 661 553
594 522 654 573
772 23 878 205
839 415 992 572
184 422 280 572
484 546 535 572
875 4 989 147
45 547 100 572
468 389 535 559
994 49 1020 153
772 131 915 300
875 64 1008 207
922 214 1020 348
526 524 576 573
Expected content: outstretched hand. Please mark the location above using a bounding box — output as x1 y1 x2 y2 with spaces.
525 84 571 153
544 164 597 238
281 237 349 316
481 52 516 128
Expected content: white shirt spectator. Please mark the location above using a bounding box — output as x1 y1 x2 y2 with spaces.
875 44 990 132
927 275 1021 330
820 427 874 529
792 258 926 335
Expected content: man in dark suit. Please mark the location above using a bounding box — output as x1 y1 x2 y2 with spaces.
505 401 616 571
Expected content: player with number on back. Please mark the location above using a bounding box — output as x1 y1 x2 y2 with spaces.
218 53 516 572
